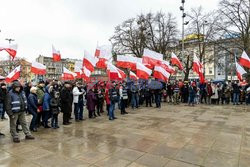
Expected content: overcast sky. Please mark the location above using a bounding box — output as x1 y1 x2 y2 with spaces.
0 0 220 61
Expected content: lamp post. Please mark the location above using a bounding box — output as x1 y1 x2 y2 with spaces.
5 38 15 72
180 0 189 56
202 20 208 76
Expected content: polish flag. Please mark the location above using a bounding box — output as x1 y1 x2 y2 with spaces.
142 49 163 69
62 67 76 80
161 60 176 74
117 68 126 80
83 50 98 72
95 45 112 69
74 66 83 79
171 52 184 70
107 63 122 80
136 62 152 79
31 61 46 75
193 53 205 83
82 66 91 81
0 44 18 60
236 61 247 81
129 71 138 80
52 45 61 62
239 51 250 68
5 66 21 83
153 66 170 81
117 55 136 70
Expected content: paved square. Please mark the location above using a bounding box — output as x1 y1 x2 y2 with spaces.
0 104 249 167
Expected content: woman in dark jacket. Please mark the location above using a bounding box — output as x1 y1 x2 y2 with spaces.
87 88 96 119
28 87 39 132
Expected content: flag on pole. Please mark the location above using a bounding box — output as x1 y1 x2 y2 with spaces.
171 52 184 70
62 67 76 80
95 45 112 69
153 66 170 81
107 63 122 80
0 44 18 60
31 61 46 75
239 51 250 68
5 66 21 83
117 55 137 70
142 49 163 69
236 60 247 81
129 71 138 80
161 60 176 74
82 66 91 81
52 45 61 62
83 50 98 72
193 53 205 83
136 62 152 79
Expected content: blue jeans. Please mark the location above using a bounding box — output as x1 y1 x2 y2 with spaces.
189 95 195 105
131 93 138 108
155 94 161 107
29 109 37 130
43 110 51 126
109 102 115 119
74 100 84 120
233 93 239 105
0 103 3 118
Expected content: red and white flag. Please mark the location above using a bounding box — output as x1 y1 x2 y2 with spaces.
82 66 91 81
193 53 205 83
129 71 138 80
0 44 18 60
239 51 250 68
117 55 136 70
74 66 83 79
5 66 21 83
117 68 126 80
171 52 183 70
83 50 98 72
95 45 112 69
142 49 163 69
236 61 247 81
161 60 175 74
107 63 122 80
62 67 76 80
153 66 170 81
136 62 152 79
31 61 46 75
52 45 61 62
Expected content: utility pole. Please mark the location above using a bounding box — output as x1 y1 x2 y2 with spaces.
5 38 15 73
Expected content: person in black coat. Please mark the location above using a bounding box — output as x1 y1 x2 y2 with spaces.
0 83 7 120
60 82 73 125
27 87 39 132
50 91 60 128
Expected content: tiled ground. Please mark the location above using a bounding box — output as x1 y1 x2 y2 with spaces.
0 103 250 167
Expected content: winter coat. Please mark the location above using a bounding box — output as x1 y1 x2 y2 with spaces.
60 87 73 114
50 97 60 114
211 86 219 99
36 85 45 105
43 90 51 111
73 86 83 103
105 89 110 105
87 90 96 111
0 87 7 104
28 93 38 113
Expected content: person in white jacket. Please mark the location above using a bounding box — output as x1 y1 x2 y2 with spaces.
73 82 85 121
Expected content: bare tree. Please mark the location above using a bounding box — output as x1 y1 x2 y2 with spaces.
218 0 250 80
110 12 178 59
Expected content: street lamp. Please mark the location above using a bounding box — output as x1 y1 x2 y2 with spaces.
5 38 15 44
180 0 188 56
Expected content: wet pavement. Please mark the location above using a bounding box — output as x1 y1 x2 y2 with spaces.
0 104 250 167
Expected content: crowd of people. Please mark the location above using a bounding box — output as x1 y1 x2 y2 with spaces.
0 79 249 143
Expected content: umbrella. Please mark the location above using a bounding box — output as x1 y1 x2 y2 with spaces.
148 80 163 90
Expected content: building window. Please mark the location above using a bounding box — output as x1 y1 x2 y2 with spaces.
209 68 213 74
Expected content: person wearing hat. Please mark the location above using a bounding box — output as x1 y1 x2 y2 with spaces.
60 82 73 125
5 81 35 143
36 80 45 127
